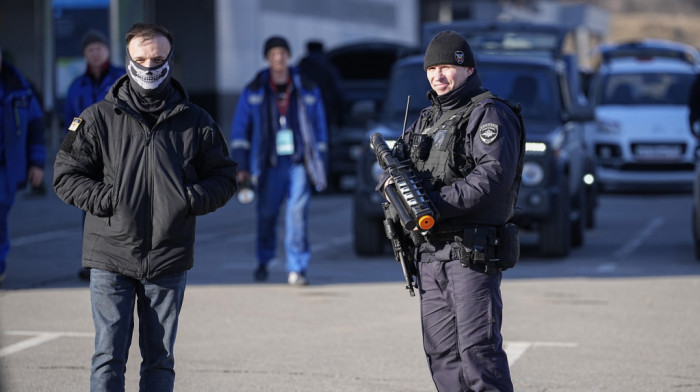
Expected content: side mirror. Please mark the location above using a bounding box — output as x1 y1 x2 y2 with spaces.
567 106 595 122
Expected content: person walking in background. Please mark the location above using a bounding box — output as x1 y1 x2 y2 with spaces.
65 29 124 130
298 40 344 132
377 31 524 391
231 35 328 286
64 29 125 280
0 47 46 286
53 23 237 390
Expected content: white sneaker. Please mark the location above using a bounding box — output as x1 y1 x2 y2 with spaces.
287 272 308 286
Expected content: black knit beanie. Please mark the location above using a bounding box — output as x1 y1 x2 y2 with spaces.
81 29 108 52
263 36 291 58
423 30 476 70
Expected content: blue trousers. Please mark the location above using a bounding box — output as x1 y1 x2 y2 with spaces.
89 269 187 392
0 167 14 276
418 242 513 392
256 157 311 274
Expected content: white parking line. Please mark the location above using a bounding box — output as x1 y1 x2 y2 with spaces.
1 330 576 365
504 341 578 366
11 229 80 247
613 217 665 259
0 330 93 358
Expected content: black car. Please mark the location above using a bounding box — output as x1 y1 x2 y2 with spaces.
353 54 596 257
324 41 420 191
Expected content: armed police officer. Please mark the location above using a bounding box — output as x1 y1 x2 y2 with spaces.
378 30 524 391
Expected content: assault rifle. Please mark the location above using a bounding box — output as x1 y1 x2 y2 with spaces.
370 97 438 296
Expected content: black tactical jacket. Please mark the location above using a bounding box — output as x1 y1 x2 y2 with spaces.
387 70 524 229
53 75 238 279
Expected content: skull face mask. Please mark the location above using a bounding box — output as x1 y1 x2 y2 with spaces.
125 48 173 96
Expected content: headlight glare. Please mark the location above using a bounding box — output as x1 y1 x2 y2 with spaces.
522 161 545 186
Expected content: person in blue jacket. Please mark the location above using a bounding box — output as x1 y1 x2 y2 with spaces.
65 29 124 130
231 35 328 286
64 29 124 280
0 49 46 285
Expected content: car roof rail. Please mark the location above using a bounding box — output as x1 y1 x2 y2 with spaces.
599 39 700 65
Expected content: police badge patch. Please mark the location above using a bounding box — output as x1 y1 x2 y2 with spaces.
478 123 499 144
455 51 464 65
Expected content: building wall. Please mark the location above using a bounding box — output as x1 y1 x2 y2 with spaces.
215 0 419 137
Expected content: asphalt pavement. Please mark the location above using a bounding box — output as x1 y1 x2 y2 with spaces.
1 157 700 391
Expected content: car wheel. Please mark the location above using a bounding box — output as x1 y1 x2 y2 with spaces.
539 182 571 257
353 213 385 256
585 182 597 229
571 185 586 248
693 207 700 261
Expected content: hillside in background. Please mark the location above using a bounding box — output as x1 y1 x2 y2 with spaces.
580 0 700 49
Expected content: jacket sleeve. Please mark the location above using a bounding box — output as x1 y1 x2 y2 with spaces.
53 121 114 217
64 81 80 131
230 89 253 172
186 122 238 216
26 95 46 168
310 85 329 170
428 101 522 220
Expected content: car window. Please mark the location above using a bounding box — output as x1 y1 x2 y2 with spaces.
480 66 561 123
383 63 431 120
596 72 695 106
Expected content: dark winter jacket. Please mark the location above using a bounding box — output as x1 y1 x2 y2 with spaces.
53 75 238 279
378 70 524 228
0 61 46 194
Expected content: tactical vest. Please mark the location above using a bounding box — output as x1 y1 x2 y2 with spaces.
408 90 525 231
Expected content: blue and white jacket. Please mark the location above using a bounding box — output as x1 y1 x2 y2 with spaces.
64 63 124 130
231 67 328 191
0 61 46 194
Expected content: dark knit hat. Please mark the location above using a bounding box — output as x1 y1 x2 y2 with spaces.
81 29 108 52
423 30 476 70
263 36 291 58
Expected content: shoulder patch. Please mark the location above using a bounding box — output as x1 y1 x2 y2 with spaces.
478 122 499 144
68 117 83 132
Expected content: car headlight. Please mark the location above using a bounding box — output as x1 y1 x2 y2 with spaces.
521 161 545 186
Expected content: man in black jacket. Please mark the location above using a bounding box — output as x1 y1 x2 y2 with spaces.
378 31 524 391
53 23 237 391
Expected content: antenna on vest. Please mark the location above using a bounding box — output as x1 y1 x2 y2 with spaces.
400 95 411 139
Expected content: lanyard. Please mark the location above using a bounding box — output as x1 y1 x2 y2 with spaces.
270 77 293 119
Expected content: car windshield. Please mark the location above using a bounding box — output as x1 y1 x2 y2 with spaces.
480 65 561 123
596 72 695 106
383 63 431 120
465 31 562 58
383 62 561 126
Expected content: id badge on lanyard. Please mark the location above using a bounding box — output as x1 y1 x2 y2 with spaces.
276 115 294 156
273 79 295 156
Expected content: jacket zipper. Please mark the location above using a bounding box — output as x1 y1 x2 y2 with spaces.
143 125 154 280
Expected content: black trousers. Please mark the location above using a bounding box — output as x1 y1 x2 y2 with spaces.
418 241 513 392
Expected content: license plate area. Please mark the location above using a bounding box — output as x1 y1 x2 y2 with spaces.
633 143 684 162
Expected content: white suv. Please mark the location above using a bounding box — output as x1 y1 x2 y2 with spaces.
587 41 699 191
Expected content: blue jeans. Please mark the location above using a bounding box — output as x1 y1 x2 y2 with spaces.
0 168 14 276
256 157 311 273
89 269 187 392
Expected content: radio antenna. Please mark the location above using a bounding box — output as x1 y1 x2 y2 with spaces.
400 95 411 139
